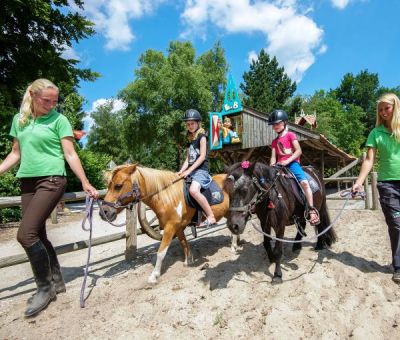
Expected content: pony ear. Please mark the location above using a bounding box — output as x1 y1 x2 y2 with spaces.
123 164 137 175
103 170 112 185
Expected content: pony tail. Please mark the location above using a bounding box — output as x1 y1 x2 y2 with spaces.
19 85 33 127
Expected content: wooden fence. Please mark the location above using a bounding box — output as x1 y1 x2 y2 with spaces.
0 189 138 268
0 172 379 268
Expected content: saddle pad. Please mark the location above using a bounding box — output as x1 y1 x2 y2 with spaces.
184 179 224 209
304 171 320 193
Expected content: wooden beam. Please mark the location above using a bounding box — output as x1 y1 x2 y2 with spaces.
0 231 130 268
328 157 361 179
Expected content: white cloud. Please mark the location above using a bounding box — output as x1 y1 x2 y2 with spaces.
180 0 325 82
248 50 258 64
79 0 165 51
330 0 350 9
61 45 79 60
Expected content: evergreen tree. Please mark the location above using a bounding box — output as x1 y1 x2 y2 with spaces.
240 49 296 113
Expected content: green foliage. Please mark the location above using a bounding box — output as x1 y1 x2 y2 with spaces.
301 91 366 156
65 147 112 192
1 0 98 105
86 101 129 164
240 49 296 113
88 41 228 170
0 168 21 223
58 92 86 130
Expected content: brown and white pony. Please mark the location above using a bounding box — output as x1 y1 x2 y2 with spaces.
100 164 239 283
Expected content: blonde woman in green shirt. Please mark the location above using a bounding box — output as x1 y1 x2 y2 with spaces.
352 93 400 284
0 79 98 317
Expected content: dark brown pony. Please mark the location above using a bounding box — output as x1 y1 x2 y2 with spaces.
100 164 240 283
224 161 337 283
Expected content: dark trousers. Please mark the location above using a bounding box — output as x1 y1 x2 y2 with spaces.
17 176 67 248
377 181 400 270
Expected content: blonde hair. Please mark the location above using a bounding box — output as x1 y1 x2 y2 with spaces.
19 78 58 126
376 93 400 142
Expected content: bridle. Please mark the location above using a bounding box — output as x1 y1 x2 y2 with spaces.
228 170 281 216
101 182 141 210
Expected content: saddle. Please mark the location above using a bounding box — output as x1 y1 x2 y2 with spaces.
183 177 224 232
183 177 224 209
280 166 320 206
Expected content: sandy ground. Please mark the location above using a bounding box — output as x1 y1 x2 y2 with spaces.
0 199 399 340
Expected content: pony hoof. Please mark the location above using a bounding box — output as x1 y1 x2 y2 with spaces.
314 243 326 251
272 276 283 284
148 274 159 284
292 244 302 252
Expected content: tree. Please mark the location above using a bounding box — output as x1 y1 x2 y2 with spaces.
1 0 98 107
86 101 128 163
113 41 228 170
240 49 296 113
333 70 379 113
302 91 366 156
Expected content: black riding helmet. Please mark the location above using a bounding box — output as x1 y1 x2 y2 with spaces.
183 109 202 121
268 109 288 125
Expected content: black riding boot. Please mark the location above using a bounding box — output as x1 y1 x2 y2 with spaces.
24 241 56 317
43 240 66 293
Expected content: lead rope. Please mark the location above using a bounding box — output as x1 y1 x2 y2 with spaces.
251 189 366 243
79 196 130 308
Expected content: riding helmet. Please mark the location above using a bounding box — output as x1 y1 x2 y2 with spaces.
183 109 202 121
268 109 289 125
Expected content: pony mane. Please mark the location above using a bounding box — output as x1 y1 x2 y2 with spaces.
134 166 182 206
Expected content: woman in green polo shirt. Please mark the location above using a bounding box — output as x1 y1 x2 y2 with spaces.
0 78 99 317
352 93 400 284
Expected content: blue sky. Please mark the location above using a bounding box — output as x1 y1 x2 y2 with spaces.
63 0 400 126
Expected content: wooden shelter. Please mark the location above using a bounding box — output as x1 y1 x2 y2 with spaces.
210 105 356 172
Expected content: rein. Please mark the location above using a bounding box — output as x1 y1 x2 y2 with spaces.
251 189 366 243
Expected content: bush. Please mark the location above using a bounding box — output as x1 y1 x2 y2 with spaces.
0 169 21 224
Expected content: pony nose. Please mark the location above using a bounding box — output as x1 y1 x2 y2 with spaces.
99 205 116 222
231 223 240 234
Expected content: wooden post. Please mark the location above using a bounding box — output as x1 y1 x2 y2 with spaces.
50 207 58 224
371 171 379 210
364 175 371 210
125 205 137 261
320 151 325 177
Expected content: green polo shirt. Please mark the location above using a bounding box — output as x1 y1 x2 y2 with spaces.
9 110 73 178
366 125 400 181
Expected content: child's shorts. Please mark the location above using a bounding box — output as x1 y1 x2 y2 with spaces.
190 169 212 189
287 161 307 182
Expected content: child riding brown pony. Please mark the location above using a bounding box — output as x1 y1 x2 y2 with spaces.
100 164 239 283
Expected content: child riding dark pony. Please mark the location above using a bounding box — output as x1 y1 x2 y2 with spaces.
269 109 320 225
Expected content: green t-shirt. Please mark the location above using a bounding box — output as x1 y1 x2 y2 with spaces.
366 125 400 181
9 110 74 178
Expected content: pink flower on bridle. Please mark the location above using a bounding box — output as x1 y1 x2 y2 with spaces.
241 160 250 169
